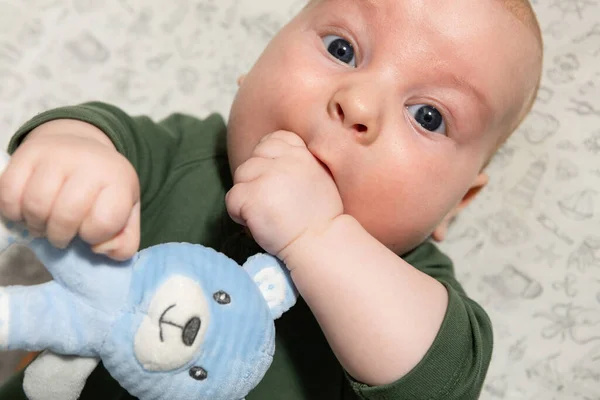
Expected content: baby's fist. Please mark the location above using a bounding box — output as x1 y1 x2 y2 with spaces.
0 121 140 260
226 131 343 260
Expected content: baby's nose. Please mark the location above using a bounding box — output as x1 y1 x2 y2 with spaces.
329 85 381 144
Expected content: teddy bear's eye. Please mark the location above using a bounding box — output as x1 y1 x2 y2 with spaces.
213 290 231 305
189 366 208 381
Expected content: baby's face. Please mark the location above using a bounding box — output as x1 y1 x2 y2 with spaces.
227 0 541 254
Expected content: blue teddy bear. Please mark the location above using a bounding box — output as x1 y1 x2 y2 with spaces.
0 153 298 400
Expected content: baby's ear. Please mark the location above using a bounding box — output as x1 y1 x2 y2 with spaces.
242 254 298 319
432 172 488 242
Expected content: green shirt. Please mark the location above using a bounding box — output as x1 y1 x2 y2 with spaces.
0 102 493 399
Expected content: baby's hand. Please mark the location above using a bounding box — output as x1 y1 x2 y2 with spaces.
226 130 343 261
0 120 140 260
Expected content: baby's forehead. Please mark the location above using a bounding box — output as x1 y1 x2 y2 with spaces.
312 0 539 34
498 0 542 46
311 1 542 92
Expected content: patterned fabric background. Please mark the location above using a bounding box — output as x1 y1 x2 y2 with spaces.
0 0 598 398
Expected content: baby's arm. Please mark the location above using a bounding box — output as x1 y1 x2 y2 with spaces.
0 118 140 259
283 217 448 385
227 131 491 392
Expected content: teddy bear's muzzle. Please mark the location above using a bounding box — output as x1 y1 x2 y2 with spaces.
159 304 202 346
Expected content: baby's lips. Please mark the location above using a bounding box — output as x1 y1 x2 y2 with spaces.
314 155 336 184
306 141 335 178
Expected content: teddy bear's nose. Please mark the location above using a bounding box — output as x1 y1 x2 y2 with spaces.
182 317 201 346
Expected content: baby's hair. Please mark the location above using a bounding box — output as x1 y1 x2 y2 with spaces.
500 0 543 114
485 0 543 166
501 0 542 46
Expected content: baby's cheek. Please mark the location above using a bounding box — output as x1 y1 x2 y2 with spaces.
343 182 446 252
227 129 259 173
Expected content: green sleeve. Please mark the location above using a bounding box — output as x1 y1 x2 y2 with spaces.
7 102 234 250
8 102 226 214
348 241 493 400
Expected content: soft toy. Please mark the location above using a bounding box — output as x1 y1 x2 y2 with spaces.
0 151 298 400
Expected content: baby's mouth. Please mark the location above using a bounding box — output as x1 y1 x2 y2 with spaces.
317 158 334 179
307 146 334 181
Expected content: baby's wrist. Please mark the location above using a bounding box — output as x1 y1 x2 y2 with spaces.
27 119 115 150
279 214 358 272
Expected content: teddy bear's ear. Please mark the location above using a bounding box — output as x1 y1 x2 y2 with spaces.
242 254 298 320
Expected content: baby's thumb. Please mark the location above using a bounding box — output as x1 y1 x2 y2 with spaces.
92 202 141 261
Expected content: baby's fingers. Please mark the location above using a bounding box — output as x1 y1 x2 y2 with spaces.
233 157 271 184
92 202 140 260
79 185 138 246
0 157 35 222
259 130 306 147
253 134 308 160
21 166 65 235
45 174 100 248
252 137 291 159
225 182 251 227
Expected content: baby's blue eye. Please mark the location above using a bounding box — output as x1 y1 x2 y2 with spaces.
322 35 356 67
407 104 446 134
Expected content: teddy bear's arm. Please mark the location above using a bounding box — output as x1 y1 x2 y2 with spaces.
26 237 134 313
0 282 106 355
23 350 100 400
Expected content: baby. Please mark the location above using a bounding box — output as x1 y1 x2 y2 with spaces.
0 0 542 399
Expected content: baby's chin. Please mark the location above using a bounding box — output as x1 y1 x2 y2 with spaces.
375 227 434 256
